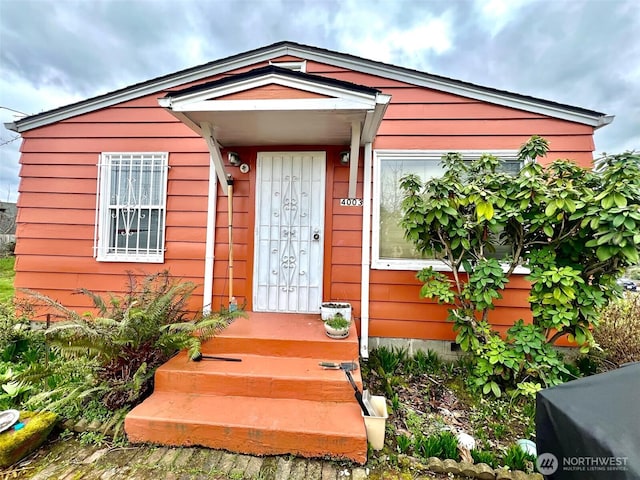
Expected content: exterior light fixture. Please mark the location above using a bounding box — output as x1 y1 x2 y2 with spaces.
228 152 241 166
340 151 350 165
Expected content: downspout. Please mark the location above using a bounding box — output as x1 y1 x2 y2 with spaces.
203 156 218 314
360 142 373 359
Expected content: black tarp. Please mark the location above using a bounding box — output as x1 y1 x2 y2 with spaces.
536 362 640 479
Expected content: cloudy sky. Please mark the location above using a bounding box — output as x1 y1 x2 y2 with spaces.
1 0 638 202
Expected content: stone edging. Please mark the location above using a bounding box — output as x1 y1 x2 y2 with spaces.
397 454 543 480
60 418 115 437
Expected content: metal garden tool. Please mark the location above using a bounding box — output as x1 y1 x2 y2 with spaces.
343 368 374 417
191 353 242 362
317 361 372 415
318 361 358 371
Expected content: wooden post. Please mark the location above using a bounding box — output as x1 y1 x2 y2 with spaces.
227 176 234 305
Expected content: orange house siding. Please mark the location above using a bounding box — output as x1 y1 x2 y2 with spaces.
14 54 597 344
301 60 596 341
15 103 211 311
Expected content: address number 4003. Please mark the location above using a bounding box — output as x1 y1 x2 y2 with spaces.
339 198 363 207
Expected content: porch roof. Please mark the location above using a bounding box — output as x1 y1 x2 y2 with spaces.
160 65 390 196
159 65 391 147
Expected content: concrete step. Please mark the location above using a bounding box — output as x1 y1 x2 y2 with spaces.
125 392 367 464
125 312 368 463
205 313 359 359
155 351 363 402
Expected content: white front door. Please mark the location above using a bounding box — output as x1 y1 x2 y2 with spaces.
253 152 326 313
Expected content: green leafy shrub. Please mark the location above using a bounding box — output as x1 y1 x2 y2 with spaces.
592 293 640 368
23 271 238 416
400 138 640 397
626 265 640 280
0 302 48 410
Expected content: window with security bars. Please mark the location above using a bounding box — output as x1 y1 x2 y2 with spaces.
372 150 521 270
95 153 169 262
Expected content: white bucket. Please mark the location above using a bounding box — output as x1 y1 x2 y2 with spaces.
362 395 388 450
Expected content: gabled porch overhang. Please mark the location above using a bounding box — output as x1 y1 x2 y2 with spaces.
159 65 391 197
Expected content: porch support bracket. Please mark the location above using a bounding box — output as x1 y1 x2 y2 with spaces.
201 122 231 195
348 120 361 198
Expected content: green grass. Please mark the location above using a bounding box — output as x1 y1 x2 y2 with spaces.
0 256 15 302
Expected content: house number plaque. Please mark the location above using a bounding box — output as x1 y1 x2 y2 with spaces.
339 198 363 207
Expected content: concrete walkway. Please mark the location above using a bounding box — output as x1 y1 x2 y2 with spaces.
4 436 378 480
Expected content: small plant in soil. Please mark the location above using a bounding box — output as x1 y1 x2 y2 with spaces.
396 434 411 454
502 443 536 472
471 449 498 468
324 313 349 329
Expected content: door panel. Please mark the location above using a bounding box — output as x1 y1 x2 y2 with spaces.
253 152 326 313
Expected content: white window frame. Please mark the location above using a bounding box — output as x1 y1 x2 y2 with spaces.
372 149 525 272
94 152 169 263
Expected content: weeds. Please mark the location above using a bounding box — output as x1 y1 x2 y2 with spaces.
592 293 640 368
396 434 412 454
471 449 498 468
408 349 441 375
373 346 408 374
502 444 536 472
414 430 460 461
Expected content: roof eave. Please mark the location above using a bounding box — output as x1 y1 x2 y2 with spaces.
9 41 611 132
595 115 615 130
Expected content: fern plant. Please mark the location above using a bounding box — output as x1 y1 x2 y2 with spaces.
22 271 238 415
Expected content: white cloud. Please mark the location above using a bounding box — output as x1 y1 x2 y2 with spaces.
0 0 638 202
336 11 452 69
474 0 531 36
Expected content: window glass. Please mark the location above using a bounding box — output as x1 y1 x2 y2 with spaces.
379 158 443 260
373 151 520 269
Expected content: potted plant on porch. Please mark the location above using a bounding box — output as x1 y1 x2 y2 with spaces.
324 313 351 339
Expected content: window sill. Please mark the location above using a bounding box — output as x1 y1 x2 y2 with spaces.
371 258 530 275
96 254 165 264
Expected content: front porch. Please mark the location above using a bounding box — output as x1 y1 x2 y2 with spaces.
125 312 368 464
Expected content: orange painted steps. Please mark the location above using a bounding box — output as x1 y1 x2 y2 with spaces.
126 392 367 463
155 351 363 401
125 313 368 463
206 313 359 359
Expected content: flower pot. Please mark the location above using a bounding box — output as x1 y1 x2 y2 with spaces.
320 302 352 322
324 322 350 339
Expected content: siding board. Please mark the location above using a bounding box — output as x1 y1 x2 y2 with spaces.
27 122 198 139
384 102 548 120
373 135 594 152
18 192 95 209
378 119 592 136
